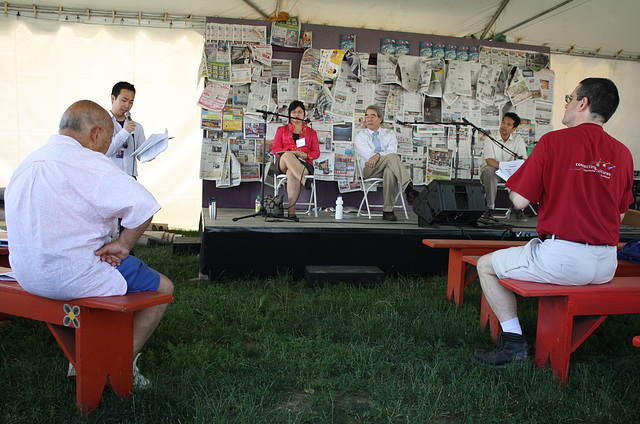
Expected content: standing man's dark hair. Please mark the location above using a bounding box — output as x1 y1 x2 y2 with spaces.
576 78 619 123
503 112 521 128
111 81 136 99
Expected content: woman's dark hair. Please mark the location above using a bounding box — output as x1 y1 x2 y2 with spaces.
288 100 306 119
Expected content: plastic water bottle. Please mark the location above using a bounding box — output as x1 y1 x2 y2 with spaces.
335 195 343 220
255 195 261 213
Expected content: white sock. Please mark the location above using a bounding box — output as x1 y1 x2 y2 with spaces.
500 317 522 335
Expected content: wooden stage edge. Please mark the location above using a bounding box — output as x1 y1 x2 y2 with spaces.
199 208 640 280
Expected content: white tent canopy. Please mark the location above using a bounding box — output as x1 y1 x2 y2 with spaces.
1 1 639 229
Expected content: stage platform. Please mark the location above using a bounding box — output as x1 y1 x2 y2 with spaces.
199 207 640 280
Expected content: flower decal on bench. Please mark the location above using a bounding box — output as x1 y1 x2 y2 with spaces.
63 304 80 328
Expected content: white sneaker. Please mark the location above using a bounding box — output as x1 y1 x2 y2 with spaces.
67 362 76 377
133 353 152 389
66 353 151 389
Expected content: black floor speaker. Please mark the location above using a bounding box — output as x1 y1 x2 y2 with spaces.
413 180 486 227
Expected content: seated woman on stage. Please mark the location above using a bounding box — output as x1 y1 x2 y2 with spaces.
272 100 320 218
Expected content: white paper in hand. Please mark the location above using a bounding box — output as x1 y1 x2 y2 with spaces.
131 129 170 163
495 159 524 181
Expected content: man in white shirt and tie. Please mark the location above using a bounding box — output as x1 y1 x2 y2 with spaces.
355 105 419 221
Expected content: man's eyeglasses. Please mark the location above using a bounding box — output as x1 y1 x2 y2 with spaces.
565 94 583 104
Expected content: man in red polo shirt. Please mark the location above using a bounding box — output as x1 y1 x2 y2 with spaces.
474 78 634 367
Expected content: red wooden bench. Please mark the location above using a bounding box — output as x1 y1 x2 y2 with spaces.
0 273 174 413
462 255 640 342
422 239 528 306
499 276 640 385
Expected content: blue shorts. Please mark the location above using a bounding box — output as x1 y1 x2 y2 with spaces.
117 256 160 292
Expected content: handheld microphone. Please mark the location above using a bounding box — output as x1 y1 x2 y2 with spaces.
123 111 132 149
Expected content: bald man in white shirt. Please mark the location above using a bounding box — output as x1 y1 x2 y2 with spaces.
5 100 173 388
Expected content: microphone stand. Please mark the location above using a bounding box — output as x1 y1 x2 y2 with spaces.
461 118 522 160
232 110 308 222
396 118 523 180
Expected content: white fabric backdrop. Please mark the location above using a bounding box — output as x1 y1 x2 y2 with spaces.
1 19 639 229
0 19 204 229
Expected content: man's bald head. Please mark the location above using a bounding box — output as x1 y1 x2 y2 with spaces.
59 100 114 154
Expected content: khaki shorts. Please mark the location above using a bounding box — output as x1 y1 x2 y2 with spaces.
491 238 617 286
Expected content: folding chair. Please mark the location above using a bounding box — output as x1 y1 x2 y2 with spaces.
274 164 318 217
354 154 408 219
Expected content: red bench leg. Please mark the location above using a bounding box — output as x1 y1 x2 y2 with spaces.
447 249 466 306
480 294 500 342
535 296 573 385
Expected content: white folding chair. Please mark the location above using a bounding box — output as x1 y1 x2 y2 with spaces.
274 169 318 217
355 154 408 219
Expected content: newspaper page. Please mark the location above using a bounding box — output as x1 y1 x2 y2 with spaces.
270 59 292 79
246 76 272 113
314 152 335 181
313 122 333 152
403 91 424 124
445 60 472 98
232 85 249 107
270 16 300 48
299 48 323 85
418 58 440 95
251 44 272 66
377 54 400 85
333 141 356 181
396 55 420 92
242 25 267 44
319 49 346 80
217 151 242 188
383 85 404 123
426 147 453 182
197 81 231 112
506 67 533 106
201 109 222 130
200 138 228 180
537 68 555 102
475 64 502 105
330 79 358 118
337 180 362 193
204 42 231 83
222 107 243 132
404 156 426 185
426 59 446 98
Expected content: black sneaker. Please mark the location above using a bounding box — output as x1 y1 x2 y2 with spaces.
482 208 494 219
514 209 528 222
474 332 529 368
382 211 398 221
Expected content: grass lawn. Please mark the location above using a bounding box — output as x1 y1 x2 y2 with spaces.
1 243 639 423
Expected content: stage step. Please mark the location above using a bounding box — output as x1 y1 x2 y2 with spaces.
305 265 385 287
173 236 201 255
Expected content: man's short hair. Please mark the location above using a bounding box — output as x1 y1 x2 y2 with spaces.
577 78 619 123
111 81 136 99
366 104 384 121
503 112 521 128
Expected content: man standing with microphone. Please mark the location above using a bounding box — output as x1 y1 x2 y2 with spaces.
107 81 146 178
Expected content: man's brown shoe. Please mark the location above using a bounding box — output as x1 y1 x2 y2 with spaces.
382 211 398 221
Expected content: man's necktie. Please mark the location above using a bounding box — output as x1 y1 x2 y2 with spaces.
373 131 382 152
